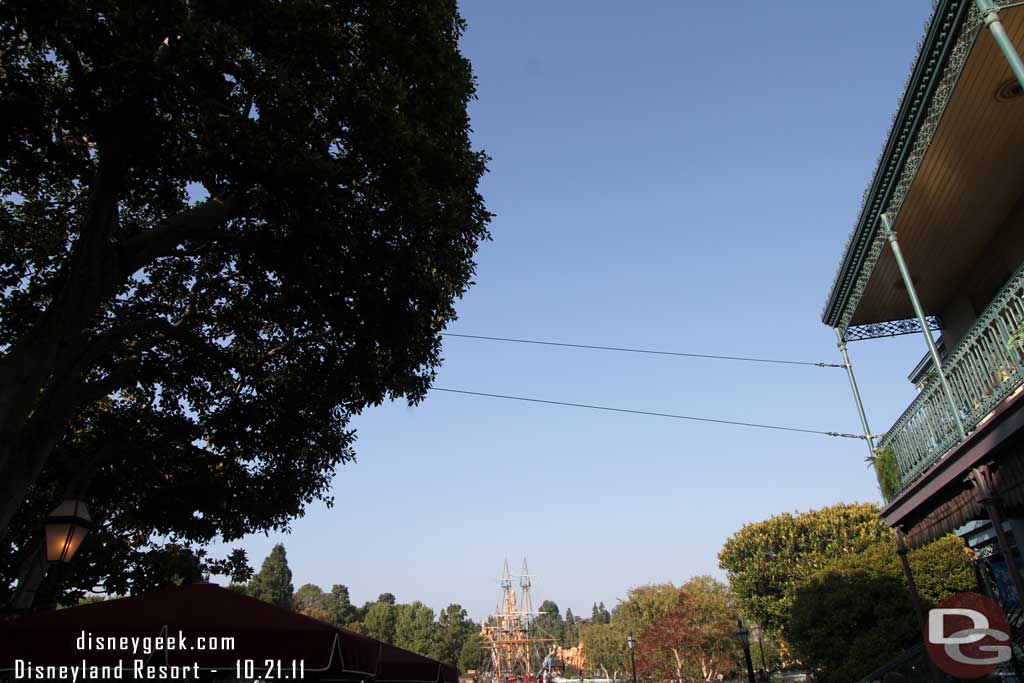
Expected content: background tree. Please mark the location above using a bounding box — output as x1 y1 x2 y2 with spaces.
246 543 294 610
395 601 437 656
717 502 888 634
459 632 488 673
563 608 580 646
293 583 327 613
611 584 681 634
630 579 739 683
360 596 399 644
0 0 491 559
434 603 473 667
590 602 611 625
324 584 358 627
636 603 700 683
787 535 974 682
581 622 627 679
532 600 565 643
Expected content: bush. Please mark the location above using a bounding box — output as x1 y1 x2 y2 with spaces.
787 535 974 682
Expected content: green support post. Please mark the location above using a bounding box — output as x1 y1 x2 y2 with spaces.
835 327 877 460
880 213 966 440
975 0 1024 90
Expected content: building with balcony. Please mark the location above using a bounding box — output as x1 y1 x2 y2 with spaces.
821 0 1024 618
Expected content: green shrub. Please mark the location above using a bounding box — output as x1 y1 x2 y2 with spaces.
872 447 901 504
787 535 974 682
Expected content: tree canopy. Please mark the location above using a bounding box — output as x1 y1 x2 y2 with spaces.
717 502 889 634
580 622 627 680
633 578 739 683
395 601 436 655
787 535 974 682
0 0 491 599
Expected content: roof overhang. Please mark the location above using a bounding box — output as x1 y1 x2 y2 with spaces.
822 0 1024 331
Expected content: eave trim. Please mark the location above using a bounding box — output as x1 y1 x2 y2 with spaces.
822 0 974 328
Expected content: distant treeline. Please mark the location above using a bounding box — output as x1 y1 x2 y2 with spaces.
231 544 487 671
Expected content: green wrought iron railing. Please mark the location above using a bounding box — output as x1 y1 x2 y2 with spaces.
879 263 1024 492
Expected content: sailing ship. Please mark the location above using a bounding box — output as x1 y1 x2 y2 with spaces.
479 559 553 683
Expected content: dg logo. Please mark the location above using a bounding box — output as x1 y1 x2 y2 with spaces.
926 592 1013 678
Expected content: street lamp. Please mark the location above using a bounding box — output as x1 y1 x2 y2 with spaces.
735 619 755 683
44 499 94 563
35 499 94 611
626 632 637 683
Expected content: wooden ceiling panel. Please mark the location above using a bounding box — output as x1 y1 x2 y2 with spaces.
850 8 1024 326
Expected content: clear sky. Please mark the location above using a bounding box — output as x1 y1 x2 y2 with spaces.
215 0 942 622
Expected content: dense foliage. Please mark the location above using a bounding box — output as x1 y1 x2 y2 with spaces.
787 535 974 682
634 577 739 683
717 502 890 634
0 0 489 602
579 580 749 682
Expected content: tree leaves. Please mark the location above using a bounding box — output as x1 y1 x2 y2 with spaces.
0 0 490 597
717 502 889 636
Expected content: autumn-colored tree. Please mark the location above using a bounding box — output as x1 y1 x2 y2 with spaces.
610 584 681 634
293 583 327 613
636 578 738 683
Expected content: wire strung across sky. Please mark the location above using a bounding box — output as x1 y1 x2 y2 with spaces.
431 388 869 441
441 333 846 369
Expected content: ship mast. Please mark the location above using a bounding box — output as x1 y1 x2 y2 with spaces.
481 559 553 682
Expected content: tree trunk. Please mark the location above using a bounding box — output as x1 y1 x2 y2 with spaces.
0 150 236 538
0 149 125 538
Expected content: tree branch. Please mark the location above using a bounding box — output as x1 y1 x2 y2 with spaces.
120 196 245 275
72 356 142 406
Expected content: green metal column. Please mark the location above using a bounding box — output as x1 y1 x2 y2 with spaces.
880 213 967 439
834 327 877 459
975 0 1024 89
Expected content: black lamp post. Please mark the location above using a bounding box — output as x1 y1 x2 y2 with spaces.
626 632 637 683
38 500 93 609
735 619 756 683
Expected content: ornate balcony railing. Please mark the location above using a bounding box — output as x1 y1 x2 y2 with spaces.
878 264 1024 492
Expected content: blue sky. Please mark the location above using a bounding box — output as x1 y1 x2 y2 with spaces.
217 1 940 621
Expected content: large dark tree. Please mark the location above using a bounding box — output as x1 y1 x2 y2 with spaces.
0 0 489 560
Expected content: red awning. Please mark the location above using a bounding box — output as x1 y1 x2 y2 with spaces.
0 583 458 682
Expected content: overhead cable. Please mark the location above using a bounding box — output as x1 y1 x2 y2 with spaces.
431 387 869 440
441 333 845 369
